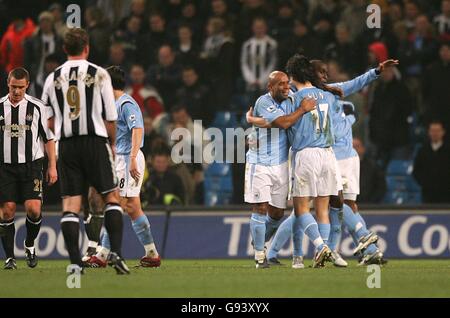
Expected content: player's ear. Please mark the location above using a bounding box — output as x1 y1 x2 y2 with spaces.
85 44 90 58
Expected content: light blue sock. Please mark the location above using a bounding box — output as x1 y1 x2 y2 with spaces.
363 243 378 255
132 215 154 247
295 213 324 251
267 214 293 259
250 213 266 251
342 204 369 240
328 207 342 251
265 215 283 242
318 223 330 245
355 212 367 228
101 230 111 250
293 223 304 257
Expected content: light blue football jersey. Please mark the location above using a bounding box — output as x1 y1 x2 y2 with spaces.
246 93 289 166
116 94 144 155
281 86 335 152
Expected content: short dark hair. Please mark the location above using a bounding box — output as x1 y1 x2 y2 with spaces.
8 67 30 82
429 120 445 129
285 54 313 84
170 104 187 114
64 28 89 56
106 65 126 90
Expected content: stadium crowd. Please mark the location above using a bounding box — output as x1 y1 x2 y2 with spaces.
1 0 449 206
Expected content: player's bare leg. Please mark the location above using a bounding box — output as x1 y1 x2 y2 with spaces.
81 187 104 264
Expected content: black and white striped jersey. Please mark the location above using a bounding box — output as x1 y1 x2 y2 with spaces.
41 59 117 140
0 94 54 164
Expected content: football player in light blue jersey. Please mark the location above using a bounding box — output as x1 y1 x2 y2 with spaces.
277 54 342 268
88 66 161 268
267 59 398 267
245 71 316 268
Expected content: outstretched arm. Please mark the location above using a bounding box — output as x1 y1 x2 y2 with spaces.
331 59 399 97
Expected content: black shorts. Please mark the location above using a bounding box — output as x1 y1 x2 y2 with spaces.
58 136 118 197
0 159 44 203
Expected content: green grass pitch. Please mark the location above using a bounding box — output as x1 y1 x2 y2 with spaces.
1 259 449 298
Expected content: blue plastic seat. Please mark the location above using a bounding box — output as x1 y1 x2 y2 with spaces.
386 160 414 176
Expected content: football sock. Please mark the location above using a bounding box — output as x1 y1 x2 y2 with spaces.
131 214 158 257
103 203 124 256
264 215 283 242
84 213 103 247
294 213 324 251
318 223 330 245
25 214 42 248
61 212 81 265
328 207 342 251
0 219 15 259
342 204 369 239
355 212 367 229
250 213 266 252
267 213 294 259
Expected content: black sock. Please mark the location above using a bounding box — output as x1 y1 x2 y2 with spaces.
84 213 104 244
103 203 123 255
61 212 81 265
25 214 42 247
0 219 15 259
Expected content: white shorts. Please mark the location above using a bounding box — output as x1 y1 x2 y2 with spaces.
337 155 360 200
291 147 340 197
244 161 289 209
116 150 145 198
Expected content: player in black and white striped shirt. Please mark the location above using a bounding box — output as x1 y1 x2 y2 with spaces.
41 28 129 274
0 67 57 270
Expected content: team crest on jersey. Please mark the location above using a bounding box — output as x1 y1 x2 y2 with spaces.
253 191 261 200
26 114 33 121
129 114 136 121
267 105 277 113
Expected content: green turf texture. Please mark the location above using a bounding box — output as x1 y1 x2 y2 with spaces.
1 259 449 298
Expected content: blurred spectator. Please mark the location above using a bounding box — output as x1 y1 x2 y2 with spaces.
116 0 148 33
141 115 165 158
96 0 132 28
174 24 200 68
137 12 170 68
210 0 238 38
271 1 295 42
48 3 69 38
353 137 386 203
433 0 450 42
200 17 235 110
339 0 368 42
308 0 341 45
147 45 182 110
237 0 272 43
368 41 388 69
422 42 450 129
125 63 164 119
240 17 277 101
107 42 131 73
113 15 143 61
398 15 438 113
368 66 412 167
403 0 422 33
29 53 61 97
24 11 64 95
169 0 203 39
324 23 360 75
142 145 185 206
85 6 111 65
176 66 212 125
0 14 35 73
413 121 450 203
278 18 323 69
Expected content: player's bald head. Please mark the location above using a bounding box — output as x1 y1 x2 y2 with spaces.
268 71 288 86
